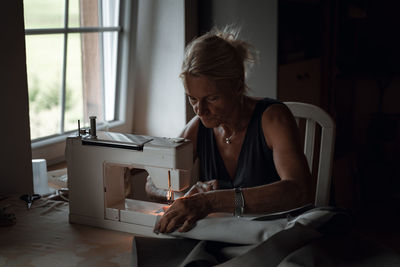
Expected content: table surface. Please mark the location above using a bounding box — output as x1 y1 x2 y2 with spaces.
2 193 399 267
0 195 135 267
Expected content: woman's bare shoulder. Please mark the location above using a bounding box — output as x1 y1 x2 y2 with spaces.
180 115 201 141
262 103 294 123
261 103 299 148
180 116 201 157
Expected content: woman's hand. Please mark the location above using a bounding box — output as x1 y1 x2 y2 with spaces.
154 193 213 234
184 180 218 197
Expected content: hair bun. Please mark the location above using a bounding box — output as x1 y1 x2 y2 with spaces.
213 26 255 67
181 25 256 94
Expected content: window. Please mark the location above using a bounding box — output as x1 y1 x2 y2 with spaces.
24 0 128 143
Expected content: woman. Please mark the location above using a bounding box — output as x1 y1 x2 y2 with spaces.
152 28 313 234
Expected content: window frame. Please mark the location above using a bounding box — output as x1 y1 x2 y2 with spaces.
27 0 134 165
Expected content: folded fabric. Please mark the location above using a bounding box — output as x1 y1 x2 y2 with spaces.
167 215 287 244
136 207 400 267
159 206 350 245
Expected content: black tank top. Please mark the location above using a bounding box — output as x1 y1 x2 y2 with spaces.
197 98 282 189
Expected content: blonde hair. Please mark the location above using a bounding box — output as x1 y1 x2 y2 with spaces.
181 26 255 94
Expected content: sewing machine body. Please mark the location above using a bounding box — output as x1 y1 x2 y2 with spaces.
66 131 193 237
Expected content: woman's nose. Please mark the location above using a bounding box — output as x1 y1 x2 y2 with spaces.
195 101 207 116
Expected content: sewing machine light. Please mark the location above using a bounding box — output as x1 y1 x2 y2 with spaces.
166 170 174 203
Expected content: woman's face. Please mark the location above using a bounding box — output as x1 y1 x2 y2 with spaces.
185 75 238 128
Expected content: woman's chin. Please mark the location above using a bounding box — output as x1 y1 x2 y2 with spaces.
200 117 219 128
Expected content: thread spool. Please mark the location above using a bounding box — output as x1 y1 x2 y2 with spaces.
89 116 97 138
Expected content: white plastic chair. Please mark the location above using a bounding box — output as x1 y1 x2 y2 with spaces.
284 102 336 207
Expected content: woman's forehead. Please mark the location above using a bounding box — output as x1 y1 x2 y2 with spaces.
185 76 218 96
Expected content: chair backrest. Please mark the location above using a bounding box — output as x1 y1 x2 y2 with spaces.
284 102 336 207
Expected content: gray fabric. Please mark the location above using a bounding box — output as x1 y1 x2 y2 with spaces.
178 223 322 267
277 234 400 267
164 207 348 245
132 236 198 267
216 223 322 267
218 244 257 260
165 215 287 245
179 241 220 267
134 207 400 266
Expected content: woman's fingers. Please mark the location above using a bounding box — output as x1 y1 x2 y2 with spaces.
185 180 218 197
165 217 181 233
156 209 177 233
178 217 197 232
156 213 195 234
201 183 211 191
211 180 218 190
154 192 211 234
205 179 218 190
184 185 198 197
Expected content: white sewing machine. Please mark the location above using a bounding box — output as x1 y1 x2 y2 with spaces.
65 117 194 237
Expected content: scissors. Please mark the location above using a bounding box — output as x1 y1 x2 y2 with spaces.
20 194 41 209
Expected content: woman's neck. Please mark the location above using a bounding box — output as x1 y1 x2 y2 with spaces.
219 95 254 136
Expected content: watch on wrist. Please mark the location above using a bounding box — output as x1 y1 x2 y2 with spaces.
234 187 245 217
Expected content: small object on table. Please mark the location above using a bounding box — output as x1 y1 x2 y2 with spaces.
20 194 41 210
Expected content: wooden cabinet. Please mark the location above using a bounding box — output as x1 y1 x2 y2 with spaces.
278 58 321 106
277 0 325 107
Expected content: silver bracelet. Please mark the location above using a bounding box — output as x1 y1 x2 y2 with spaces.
234 187 245 217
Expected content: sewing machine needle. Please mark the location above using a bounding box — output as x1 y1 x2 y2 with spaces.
167 170 174 203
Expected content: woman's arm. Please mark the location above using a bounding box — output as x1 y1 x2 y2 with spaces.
242 103 313 213
155 104 313 233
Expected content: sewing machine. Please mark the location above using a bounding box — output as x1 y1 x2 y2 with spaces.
66 117 194 237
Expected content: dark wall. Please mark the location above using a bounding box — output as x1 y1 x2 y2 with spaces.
334 0 400 214
0 1 33 194
278 0 400 214
197 0 278 99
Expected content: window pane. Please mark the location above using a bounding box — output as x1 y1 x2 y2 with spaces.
26 35 63 139
65 34 84 132
68 0 80 27
102 0 120 27
24 0 64 29
80 33 104 124
103 31 118 121
25 0 122 141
